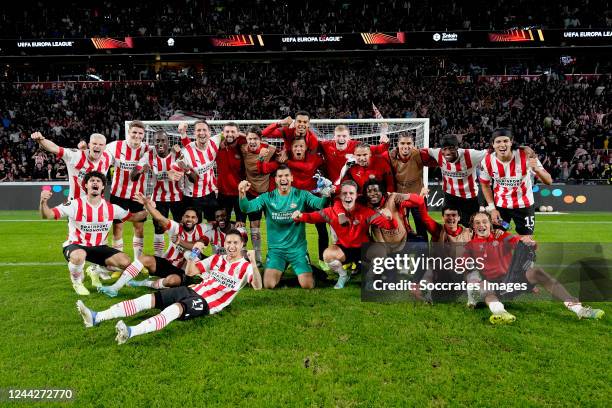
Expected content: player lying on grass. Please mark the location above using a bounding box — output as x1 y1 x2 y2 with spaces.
292 180 397 289
463 212 604 324
39 171 147 295
239 164 328 289
77 230 262 345
97 193 207 296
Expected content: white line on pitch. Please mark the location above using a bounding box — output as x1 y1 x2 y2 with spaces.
0 262 66 266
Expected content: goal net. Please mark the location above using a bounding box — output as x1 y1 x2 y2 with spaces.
125 119 429 194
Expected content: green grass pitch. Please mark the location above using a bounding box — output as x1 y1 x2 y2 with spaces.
0 211 610 407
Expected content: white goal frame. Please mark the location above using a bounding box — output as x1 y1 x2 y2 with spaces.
126 118 430 184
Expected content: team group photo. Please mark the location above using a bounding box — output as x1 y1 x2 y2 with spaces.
0 0 610 406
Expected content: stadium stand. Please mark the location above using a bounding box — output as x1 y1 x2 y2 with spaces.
0 58 609 182
2 0 611 38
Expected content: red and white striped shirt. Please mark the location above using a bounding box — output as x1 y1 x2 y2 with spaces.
52 197 130 247
136 150 183 202
192 254 253 314
181 135 221 198
480 149 542 209
106 140 150 200
427 148 486 199
163 220 207 269
202 224 248 255
57 147 112 199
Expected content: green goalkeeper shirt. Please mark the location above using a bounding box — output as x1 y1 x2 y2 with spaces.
239 188 326 250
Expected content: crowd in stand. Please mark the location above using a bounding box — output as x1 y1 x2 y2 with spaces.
0 58 609 183
3 0 611 38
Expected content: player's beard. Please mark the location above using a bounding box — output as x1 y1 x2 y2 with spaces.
182 223 195 232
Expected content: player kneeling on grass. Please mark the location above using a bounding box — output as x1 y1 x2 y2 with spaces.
76 231 262 345
463 212 604 324
239 165 328 289
292 181 398 289
39 171 147 295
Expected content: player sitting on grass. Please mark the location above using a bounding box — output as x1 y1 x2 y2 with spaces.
76 231 262 345
39 171 147 295
292 180 397 289
116 194 207 293
239 165 328 289
463 212 605 324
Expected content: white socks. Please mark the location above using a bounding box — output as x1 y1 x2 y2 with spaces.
96 294 154 322
110 259 144 291
488 301 506 315
129 303 182 338
68 262 84 284
133 237 144 259
112 238 124 251
153 234 165 257
250 228 262 263
564 301 584 315
327 260 346 278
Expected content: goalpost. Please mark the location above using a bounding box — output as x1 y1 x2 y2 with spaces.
125 118 430 193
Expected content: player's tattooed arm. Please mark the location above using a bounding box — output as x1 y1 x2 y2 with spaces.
31 132 61 155
247 250 263 290
39 190 55 219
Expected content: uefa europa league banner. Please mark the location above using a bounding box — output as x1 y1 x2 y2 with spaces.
0 183 610 211
2 29 611 56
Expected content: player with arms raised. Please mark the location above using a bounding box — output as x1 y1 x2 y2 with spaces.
239 165 327 289
39 171 147 295
76 231 262 345
31 131 111 200
117 194 208 292
262 112 318 153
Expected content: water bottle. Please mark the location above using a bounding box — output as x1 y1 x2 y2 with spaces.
186 247 201 261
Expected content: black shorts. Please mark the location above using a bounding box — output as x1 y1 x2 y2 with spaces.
443 193 480 227
496 241 537 300
110 195 146 224
337 245 362 266
184 193 218 222
245 192 263 222
498 206 536 235
154 286 210 321
218 194 246 222
153 256 184 277
153 201 184 234
63 244 121 266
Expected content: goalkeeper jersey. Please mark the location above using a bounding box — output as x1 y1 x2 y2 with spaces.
239 187 326 250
